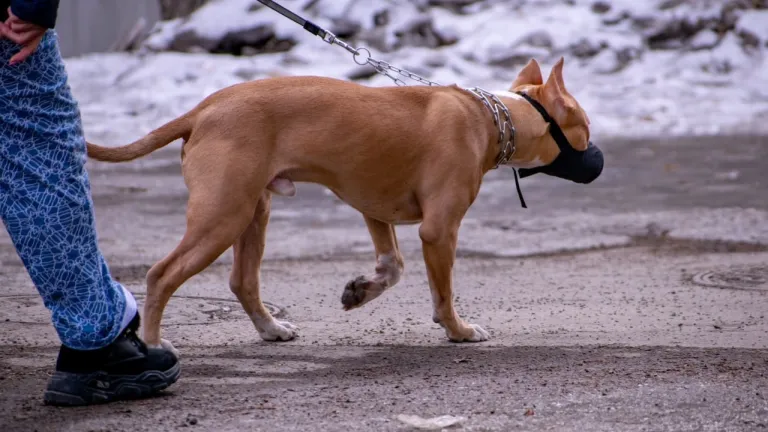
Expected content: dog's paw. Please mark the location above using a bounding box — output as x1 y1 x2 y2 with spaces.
258 319 298 342
447 324 491 343
466 324 491 342
341 275 385 311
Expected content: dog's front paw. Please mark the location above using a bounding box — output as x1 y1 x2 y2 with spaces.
258 319 298 342
341 275 386 311
447 323 491 343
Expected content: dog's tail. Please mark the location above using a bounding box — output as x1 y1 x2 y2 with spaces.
85 112 194 163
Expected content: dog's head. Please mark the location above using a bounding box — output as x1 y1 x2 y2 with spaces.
502 58 603 184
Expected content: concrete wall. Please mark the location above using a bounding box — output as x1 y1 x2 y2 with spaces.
56 0 161 58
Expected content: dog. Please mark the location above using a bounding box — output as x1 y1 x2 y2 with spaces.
85 57 603 352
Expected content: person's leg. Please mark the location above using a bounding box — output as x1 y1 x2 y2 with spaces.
0 30 179 406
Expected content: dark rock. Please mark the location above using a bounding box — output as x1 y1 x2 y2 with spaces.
737 28 761 48
515 30 554 49
644 17 710 50
168 23 296 56
658 0 687 11
488 46 550 68
591 1 611 14
570 38 607 58
602 11 630 26
331 19 361 40
427 0 486 14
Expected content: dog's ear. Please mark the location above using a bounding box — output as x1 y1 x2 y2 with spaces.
551 56 567 92
509 59 543 90
542 58 569 125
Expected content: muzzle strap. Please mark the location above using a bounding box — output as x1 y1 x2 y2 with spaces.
513 168 527 209
516 92 573 154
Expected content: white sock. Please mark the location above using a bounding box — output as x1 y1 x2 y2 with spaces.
119 284 138 332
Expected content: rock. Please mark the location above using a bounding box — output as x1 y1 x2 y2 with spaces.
168 27 218 52
152 3 298 56
616 46 643 68
570 37 607 58
602 10 630 26
394 16 458 49
483 30 554 66
330 18 362 40
631 14 659 32
216 25 295 56
644 17 710 50
347 65 380 81
738 28 761 49
658 0 687 10
487 45 550 67
427 0 487 14
735 10 768 47
591 1 611 14
590 47 640 74
514 30 554 50
354 4 458 52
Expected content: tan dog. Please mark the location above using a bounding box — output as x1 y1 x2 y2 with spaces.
85 57 601 351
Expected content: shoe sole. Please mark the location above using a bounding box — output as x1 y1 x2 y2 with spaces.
43 362 181 407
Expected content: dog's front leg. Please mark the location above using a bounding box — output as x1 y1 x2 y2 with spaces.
341 215 404 310
420 210 490 343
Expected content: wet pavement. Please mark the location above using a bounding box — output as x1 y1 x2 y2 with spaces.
1 134 767 431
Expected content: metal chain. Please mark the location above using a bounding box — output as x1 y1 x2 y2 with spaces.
321 31 514 167
322 33 442 87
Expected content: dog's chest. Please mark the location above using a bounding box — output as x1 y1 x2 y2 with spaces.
328 188 423 225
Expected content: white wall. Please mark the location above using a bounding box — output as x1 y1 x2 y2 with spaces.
56 0 161 58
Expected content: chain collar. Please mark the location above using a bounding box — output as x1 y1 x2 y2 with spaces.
463 87 517 169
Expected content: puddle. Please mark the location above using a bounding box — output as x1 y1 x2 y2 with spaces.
688 265 768 292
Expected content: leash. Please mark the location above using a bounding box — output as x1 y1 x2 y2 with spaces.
256 0 527 208
256 0 442 87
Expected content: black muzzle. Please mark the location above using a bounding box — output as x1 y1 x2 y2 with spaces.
518 140 604 184
516 92 604 185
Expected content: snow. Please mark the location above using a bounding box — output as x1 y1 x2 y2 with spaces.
736 10 768 44
63 0 768 148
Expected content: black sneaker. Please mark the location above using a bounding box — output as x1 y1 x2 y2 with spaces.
43 312 180 406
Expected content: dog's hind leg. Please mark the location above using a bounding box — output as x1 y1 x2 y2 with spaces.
229 191 298 342
341 216 405 310
141 141 263 353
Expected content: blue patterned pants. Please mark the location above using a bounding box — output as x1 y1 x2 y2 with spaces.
0 31 137 350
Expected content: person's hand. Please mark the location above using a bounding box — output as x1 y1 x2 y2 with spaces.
0 7 46 65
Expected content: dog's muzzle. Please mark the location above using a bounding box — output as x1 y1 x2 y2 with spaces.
518 141 604 184
514 92 605 185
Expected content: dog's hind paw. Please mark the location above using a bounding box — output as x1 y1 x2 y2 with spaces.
258 319 298 342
